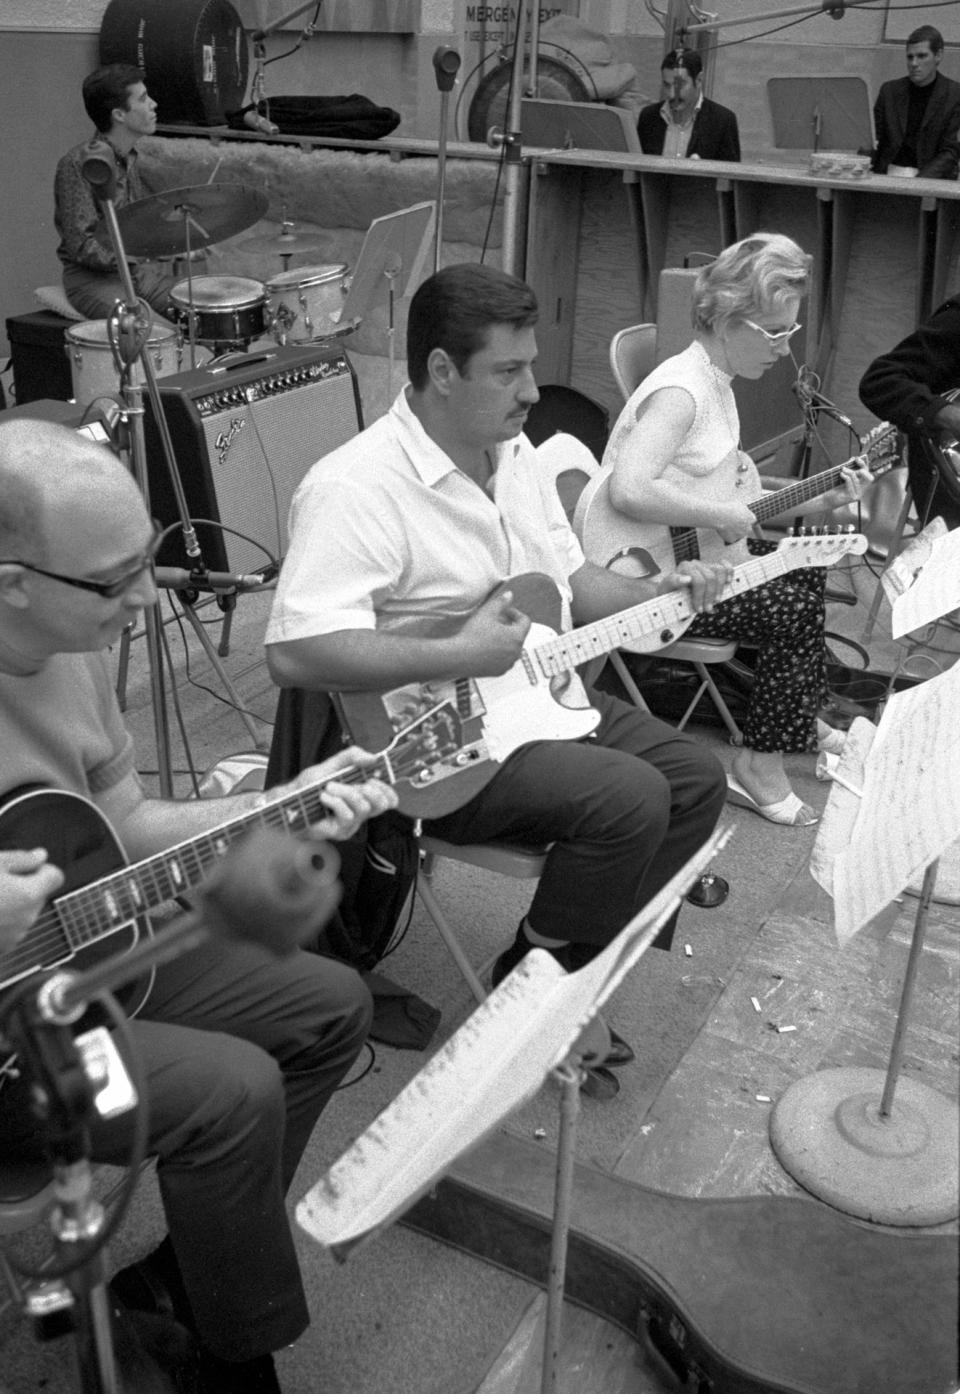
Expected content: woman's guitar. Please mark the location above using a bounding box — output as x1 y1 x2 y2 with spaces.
336 532 867 819
0 702 463 1081
577 421 899 576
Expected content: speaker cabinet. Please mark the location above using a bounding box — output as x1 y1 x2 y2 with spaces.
144 344 363 574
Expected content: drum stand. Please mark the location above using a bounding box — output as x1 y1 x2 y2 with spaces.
92 195 270 790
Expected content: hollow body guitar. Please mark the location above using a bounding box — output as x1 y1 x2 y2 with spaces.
336 533 867 819
576 422 899 576
0 703 463 1086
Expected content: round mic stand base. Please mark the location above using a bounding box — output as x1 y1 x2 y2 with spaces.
769 1067 959 1226
770 859 959 1226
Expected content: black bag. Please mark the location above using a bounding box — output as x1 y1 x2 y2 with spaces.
227 93 401 140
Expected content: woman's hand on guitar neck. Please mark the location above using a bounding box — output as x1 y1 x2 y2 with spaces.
657 559 733 613
0 849 64 951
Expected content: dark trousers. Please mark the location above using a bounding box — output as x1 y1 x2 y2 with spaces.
424 687 727 952
62 260 176 322
1 936 372 1361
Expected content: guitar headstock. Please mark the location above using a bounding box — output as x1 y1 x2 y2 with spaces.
776 529 868 569
381 701 465 784
859 422 901 477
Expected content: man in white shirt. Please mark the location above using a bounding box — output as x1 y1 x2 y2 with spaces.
266 263 731 1097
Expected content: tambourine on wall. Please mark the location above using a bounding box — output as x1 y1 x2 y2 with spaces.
459 42 598 144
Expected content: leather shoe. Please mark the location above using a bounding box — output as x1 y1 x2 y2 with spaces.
580 1065 620 1101
603 1028 635 1068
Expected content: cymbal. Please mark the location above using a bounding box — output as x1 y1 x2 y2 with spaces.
241 229 328 257
112 183 269 258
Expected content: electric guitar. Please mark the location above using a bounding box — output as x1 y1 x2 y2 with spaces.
336 532 868 819
577 422 899 576
0 702 464 1083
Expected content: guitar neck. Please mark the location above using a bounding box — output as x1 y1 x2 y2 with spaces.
534 549 789 677
54 758 386 948
667 426 893 564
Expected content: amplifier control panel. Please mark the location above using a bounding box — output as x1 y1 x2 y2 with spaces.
194 353 351 416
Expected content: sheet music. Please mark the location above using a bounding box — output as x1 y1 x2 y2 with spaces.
811 664 960 943
886 519 960 638
296 826 731 1254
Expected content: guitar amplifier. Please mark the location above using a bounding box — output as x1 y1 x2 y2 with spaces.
143 343 363 574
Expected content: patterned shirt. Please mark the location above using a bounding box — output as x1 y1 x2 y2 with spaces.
54 135 146 271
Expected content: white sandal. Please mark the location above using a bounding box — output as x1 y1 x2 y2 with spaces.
817 727 847 757
726 774 819 827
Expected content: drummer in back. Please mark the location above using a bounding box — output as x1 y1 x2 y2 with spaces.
55 63 176 322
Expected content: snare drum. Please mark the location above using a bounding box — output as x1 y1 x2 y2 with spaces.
170 275 267 344
65 319 198 408
265 263 349 344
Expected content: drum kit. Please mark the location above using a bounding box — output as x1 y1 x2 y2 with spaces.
68 181 352 405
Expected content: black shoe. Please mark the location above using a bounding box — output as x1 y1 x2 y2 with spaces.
198 1350 281 1394
490 924 531 987
111 1239 197 1334
603 1028 635 1069
580 1065 620 1101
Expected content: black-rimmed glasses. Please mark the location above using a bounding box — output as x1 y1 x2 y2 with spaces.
0 529 162 599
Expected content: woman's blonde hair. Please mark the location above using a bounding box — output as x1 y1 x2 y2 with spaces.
692 232 811 335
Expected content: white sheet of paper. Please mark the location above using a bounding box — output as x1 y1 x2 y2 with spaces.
889 521 960 638
296 825 732 1253
810 665 960 942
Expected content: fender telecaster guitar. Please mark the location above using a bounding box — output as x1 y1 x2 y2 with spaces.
0 703 464 1084
336 532 867 819
577 421 898 575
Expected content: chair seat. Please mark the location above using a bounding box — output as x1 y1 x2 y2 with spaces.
646 637 738 662
419 837 549 877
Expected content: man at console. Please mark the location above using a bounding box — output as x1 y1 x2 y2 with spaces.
871 26 960 179
55 64 176 320
637 49 741 162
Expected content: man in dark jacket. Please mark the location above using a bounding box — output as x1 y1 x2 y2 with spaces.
859 295 960 528
871 26 960 179
637 49 740 162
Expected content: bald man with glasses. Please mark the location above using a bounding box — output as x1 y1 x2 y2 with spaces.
0 418 396 1394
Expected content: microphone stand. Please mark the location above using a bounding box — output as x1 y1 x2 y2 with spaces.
432 48 462 274
87 175 272 765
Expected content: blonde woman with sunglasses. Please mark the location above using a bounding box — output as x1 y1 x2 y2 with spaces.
601 233 870 826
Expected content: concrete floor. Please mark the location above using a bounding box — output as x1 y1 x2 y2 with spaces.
1 553 958 1394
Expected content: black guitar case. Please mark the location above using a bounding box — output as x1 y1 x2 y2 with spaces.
402 1131 958 1394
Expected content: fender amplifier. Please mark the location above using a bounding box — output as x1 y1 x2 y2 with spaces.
143 343 363 574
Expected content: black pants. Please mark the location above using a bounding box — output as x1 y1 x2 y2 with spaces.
425 687 727 952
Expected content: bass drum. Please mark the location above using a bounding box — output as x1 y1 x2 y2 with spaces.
99 0 248 126
467 54 592 143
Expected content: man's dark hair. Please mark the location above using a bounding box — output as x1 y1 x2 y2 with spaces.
906 25 943 54
406 264 538 391
660 48 703 81
83 64 146 133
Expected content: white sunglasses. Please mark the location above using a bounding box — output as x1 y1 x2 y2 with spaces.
743 319 803 346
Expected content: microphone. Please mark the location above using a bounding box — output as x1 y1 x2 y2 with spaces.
81 149 118 203
792 377 855 431
432 46 461 93
199 828 342 958
154 565 275 592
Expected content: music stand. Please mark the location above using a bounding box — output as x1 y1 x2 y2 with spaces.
774 654 960 1226
335 201 436 399
297 827 730 1394
767 77 874 154
519 98 643 154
